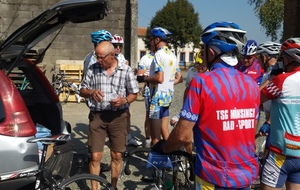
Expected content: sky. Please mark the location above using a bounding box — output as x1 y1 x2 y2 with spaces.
138 0 278 44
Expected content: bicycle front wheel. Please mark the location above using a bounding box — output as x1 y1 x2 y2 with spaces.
58 173 114 190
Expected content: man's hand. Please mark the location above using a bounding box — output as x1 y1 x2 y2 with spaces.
110 95 122 107
92 89 104 102
151 140 167 154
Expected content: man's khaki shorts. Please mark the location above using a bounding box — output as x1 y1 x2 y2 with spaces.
88 109 127 152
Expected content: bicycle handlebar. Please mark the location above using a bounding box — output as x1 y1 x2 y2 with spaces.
27 134 70 144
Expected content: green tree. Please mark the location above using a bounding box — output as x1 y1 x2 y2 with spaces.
144 0 202 54
248 0 284 41
248 0 300 42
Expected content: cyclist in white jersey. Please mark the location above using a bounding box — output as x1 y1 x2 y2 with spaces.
260 38 300 190
144 27 182 145
111 34 129 65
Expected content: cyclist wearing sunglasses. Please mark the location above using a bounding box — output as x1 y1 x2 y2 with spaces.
112 34 142 147
236 40 265 86
112 34 129 65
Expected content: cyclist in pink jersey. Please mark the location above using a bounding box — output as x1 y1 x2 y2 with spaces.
152 21 260 190
236 40 265 85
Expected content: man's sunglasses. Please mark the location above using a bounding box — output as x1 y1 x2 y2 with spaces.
113 43 123 48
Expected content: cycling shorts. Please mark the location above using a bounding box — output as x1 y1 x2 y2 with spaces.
260 151 300 188
149 106 169 119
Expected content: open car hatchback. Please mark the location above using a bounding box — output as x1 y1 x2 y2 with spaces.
0 0 107 189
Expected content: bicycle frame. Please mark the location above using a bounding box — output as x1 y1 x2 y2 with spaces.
51 68 82 103
122 148 195 190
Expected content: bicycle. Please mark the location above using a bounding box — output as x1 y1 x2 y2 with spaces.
50 68 82 104
122 147 195 190
0 134 115 190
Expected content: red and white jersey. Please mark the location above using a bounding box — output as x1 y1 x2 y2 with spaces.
262 67 300 157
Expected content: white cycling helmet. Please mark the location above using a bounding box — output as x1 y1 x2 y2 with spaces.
257 41 281 56
112 34 124 44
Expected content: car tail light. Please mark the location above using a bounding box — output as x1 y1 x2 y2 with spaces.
0 70 36 137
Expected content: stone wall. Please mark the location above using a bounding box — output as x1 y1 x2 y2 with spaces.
0 0 138 78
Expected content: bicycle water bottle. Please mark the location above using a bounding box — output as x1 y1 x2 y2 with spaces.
165 181 174 190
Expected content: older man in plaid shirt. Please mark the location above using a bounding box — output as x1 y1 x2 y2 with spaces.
80 41 139 190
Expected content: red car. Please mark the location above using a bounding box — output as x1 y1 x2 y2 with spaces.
0 0 108 189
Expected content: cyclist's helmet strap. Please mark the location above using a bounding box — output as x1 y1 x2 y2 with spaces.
90 30 113 46
242 40 257 56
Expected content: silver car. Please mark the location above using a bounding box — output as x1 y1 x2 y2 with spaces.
0 0 107 189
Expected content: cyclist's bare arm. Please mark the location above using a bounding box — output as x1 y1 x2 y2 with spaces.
163 118 194 153
174 71 183 85
146 71 163 84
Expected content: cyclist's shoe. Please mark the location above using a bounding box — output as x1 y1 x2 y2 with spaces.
100 162 111 172
128 137 142 147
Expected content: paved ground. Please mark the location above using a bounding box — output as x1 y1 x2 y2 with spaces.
61 71 187 189
61 69 265 189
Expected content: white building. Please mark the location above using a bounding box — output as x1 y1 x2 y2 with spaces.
137 27 200 69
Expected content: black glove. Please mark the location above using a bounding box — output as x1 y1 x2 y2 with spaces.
270 62 284 76
151 140 167 154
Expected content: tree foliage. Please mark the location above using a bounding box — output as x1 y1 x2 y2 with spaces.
248 0 284 41
144 0 202 53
